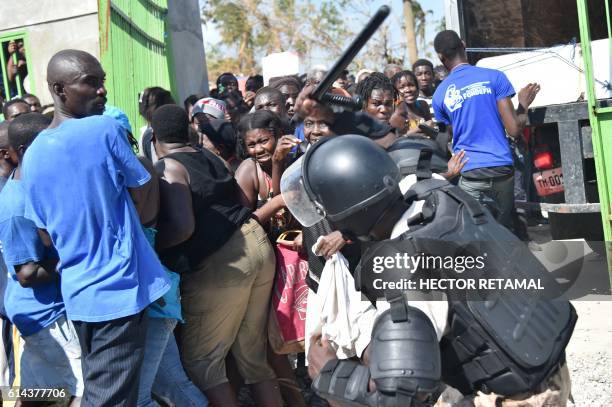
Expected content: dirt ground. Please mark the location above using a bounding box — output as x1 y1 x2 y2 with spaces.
566 300 612 406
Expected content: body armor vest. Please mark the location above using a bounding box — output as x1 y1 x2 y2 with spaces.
359 178 576 397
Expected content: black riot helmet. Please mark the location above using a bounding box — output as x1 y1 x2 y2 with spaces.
281 134 402 239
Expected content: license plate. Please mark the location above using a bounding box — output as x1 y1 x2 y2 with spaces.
533 167 564 196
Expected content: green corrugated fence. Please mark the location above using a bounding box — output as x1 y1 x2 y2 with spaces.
577 0 612 277
98 0 174 137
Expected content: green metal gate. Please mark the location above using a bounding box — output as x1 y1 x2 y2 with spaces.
98 0 175 134
577 0 612 276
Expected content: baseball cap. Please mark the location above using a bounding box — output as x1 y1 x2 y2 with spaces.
191 98 227 120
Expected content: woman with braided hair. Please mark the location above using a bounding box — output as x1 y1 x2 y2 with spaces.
355 71 397 125
235 110 300 236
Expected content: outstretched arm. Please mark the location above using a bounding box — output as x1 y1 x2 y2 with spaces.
498 83 540 137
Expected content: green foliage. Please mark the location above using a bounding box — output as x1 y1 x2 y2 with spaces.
202 0 357 76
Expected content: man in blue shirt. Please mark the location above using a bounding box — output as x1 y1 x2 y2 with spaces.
21 50 170 406
0 113 84 402
0 121 13 387
432 30 539 230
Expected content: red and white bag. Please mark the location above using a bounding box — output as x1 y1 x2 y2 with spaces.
268 231 309 354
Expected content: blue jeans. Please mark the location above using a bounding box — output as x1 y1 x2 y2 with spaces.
138 318 208 406
459 174 515 230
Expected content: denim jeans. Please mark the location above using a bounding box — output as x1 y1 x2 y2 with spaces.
138 318 208 406
21 316 83 396
459 174 515 230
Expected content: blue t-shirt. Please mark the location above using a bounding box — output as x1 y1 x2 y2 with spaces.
291 123 305 155
0 177 9 318
0 178 64 336
22 115 170 322
432 64 515 172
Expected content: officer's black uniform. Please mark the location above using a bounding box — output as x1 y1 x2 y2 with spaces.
281 135 576 407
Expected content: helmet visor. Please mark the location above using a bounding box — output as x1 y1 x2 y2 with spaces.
280 156 325 227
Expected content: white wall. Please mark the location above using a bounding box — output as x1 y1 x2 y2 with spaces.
0 0 100 105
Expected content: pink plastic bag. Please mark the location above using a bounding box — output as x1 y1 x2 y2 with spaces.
268 242 309 354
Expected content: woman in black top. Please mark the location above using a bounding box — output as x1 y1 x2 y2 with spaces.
152 105 282 407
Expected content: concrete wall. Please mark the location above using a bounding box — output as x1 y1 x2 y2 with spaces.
0 0 100 105
167 0 209 102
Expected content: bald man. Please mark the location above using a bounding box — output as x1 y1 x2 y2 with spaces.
21 50 170 406
270 76 301 118
254 86 288 118
253 86 297 138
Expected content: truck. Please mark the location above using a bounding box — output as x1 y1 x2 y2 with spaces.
444 0 612 261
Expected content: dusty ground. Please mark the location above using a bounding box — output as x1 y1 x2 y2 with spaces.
566 300 612 406
529 225 612 406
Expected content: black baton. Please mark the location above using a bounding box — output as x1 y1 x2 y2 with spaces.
311 5 390 110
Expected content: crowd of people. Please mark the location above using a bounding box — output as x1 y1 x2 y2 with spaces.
0 29 562 407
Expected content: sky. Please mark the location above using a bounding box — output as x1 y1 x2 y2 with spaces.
199 0 445 71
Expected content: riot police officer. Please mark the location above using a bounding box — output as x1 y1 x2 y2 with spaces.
281 135 575 407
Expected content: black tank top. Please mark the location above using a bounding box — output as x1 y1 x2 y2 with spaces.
160 149 252 272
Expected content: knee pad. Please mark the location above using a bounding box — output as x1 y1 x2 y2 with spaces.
369 304 441 406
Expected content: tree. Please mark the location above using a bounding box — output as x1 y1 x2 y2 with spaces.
403 0 418 65
201 0 435 79
201 0 352 78
402 0 433 65
202 1 255 74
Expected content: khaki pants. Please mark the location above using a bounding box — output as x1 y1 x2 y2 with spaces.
179 219 277 391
